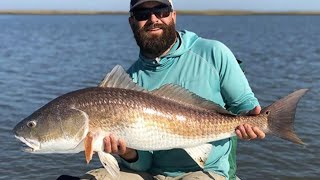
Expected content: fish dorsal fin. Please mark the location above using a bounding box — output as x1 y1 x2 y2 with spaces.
99 65 145 92
151 84 234 115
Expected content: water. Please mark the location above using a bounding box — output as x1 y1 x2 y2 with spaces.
1 15 319 179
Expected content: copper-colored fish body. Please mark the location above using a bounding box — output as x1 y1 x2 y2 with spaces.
13 65 307 179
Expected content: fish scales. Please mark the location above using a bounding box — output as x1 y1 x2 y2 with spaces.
62 87 268 150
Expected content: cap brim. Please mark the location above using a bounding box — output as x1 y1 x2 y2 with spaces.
130 0 171 11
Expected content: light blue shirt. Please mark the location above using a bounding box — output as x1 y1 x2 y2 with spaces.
123 30 259 179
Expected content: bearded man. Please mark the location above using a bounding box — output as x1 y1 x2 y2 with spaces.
81 0 265 180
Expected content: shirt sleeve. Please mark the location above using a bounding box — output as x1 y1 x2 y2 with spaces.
212 41 260 114
120 150 152 171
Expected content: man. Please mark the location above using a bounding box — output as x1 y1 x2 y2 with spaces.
83 0 265 179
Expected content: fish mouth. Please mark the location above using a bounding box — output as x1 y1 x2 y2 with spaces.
15 135 40 153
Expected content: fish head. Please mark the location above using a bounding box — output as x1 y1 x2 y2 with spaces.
13 100 89 154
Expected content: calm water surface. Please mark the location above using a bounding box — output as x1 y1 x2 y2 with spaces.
0 15 319 180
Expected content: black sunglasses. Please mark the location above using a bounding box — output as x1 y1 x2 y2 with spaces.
131 6 173 21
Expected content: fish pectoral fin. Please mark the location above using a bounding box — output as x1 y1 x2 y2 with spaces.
84 132 94 164
184 144 213 168
98 151 120 179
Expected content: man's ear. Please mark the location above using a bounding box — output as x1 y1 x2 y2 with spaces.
172 11 177 24
128 16 134 28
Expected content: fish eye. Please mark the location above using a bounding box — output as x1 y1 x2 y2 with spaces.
27 121 37 128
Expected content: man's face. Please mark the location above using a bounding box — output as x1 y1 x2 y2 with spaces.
129 1 177 57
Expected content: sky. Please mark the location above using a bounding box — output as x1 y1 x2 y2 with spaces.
0 0 319 12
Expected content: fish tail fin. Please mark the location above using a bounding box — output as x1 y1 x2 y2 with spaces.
262 89 308 145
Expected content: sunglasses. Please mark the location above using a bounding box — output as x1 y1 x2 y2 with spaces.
131 6 173 21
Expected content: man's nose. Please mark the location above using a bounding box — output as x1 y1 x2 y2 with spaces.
148 13 159 23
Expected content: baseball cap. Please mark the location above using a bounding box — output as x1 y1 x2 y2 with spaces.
130 0 173 12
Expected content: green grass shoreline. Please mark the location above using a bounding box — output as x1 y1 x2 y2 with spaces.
0 10 320 15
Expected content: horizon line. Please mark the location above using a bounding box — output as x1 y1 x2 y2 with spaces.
1 9 320 15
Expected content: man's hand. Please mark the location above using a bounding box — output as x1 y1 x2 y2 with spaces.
235 106 266 140
103 134 138 162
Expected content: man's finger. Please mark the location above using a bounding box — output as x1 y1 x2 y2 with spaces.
237 124 249 139
110 135 119 153
247 106 261 115
103 136 112 153
245 124 257 139
118 138 127 155
235 129 243 139
252 127 266 139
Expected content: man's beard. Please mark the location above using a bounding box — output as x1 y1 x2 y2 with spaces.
132 21 177 57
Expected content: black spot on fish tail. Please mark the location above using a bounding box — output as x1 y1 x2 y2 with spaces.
262 89 308 145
